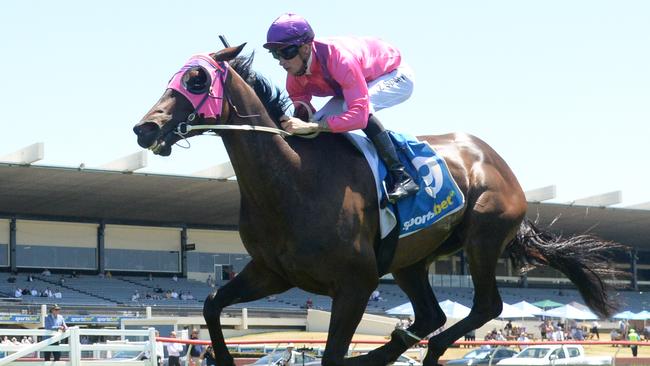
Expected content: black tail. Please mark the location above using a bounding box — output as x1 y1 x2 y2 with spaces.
506 217 627 318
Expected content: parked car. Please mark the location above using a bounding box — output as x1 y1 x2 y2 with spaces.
247 352 420 366
390 354 422 366
110 350 143 361
445 346 518 365
246 351 321 366
496 345 612 366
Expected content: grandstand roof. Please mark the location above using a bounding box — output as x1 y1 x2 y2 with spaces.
0 163 239 228
1 163 650 248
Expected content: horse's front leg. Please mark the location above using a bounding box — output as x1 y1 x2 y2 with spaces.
323 279 376 366
347 260 445 366
203 261 291 366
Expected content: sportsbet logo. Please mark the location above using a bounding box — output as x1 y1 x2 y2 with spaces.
402 191 457 231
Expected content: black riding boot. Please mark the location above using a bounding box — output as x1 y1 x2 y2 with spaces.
370 130 420 203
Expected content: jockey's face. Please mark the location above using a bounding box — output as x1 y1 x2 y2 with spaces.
275 44 311 76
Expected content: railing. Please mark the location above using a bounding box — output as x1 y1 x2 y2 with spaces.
0 327 157 366
164 337 646 365
3 328 648 366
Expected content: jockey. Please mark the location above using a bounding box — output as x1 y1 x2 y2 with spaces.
263 13 419 203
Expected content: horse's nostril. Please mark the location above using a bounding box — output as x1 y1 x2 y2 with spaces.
133 121 160 136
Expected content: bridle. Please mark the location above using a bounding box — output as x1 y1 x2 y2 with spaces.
166 54 294 150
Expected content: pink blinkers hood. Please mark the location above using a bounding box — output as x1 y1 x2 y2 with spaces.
166 53 228 119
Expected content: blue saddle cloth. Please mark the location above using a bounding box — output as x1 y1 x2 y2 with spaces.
379 132 466 237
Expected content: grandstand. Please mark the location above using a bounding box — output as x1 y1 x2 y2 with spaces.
4 270 650 316
2 161 650 330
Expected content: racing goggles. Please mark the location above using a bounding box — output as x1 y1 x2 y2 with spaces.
270 45 301 60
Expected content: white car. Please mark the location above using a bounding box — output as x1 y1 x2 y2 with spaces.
390 354 422 366
497 345 612 366
247 352 421 366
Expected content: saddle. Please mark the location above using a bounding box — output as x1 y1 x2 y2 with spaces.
345 131 465 275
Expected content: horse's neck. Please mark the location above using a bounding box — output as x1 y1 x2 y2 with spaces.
220 76 297 209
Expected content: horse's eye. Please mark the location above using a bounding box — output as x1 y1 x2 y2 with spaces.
181 66 211 94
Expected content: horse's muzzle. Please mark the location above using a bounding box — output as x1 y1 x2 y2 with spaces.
133 121 161 149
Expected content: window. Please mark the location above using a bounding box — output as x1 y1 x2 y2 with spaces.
567 347 581 357
550 348 566 359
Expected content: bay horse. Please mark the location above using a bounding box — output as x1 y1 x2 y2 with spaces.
133 45 622 366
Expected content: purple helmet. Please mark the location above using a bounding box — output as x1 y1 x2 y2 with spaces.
263 13 314 49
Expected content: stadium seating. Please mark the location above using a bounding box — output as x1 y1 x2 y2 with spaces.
3 271 650 314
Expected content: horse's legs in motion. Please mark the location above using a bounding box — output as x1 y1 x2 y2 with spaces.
423 211 521 365
203 261 291 366
346 260 445 366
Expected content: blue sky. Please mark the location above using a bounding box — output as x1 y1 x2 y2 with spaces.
1 1 649 206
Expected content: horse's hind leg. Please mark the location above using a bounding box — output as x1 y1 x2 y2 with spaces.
203 261 291 366
346 260 445 366
423 205 523 365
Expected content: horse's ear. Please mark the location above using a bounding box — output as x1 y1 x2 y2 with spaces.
213 43 247 62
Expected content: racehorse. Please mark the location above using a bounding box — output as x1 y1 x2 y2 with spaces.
133 45 623 366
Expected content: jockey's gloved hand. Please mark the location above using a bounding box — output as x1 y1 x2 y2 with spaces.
280 116 320 135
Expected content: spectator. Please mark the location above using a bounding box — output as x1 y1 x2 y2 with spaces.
494 330 507 341
7 274 16 283
53 289 62 299
590 320 600 340
281 343 295 365
27 274 34 282
539 321 547 340
165 331 184 366
98 271 105 278
200 345 217 366
553 325 565 341
148 273 153 281
172 275 178 282
105 271 112 279
188 329 203 366
610 329 622 342
132 290 140 302
141 330 164 366
30 288 38 296
517 332 529 344
14 288 22 298
305 298 313 309
464 329 476 347
619 319 628 336
206 274 213 287
505 320 513 332
369 290 382 301
629 328 640 357
43 304 67 361
71 271 78 278
59 276 65 285
42 269 52 276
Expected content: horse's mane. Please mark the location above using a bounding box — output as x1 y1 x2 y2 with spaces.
229 53 290 126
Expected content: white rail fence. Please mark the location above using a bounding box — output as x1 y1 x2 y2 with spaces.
0 327 157 366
